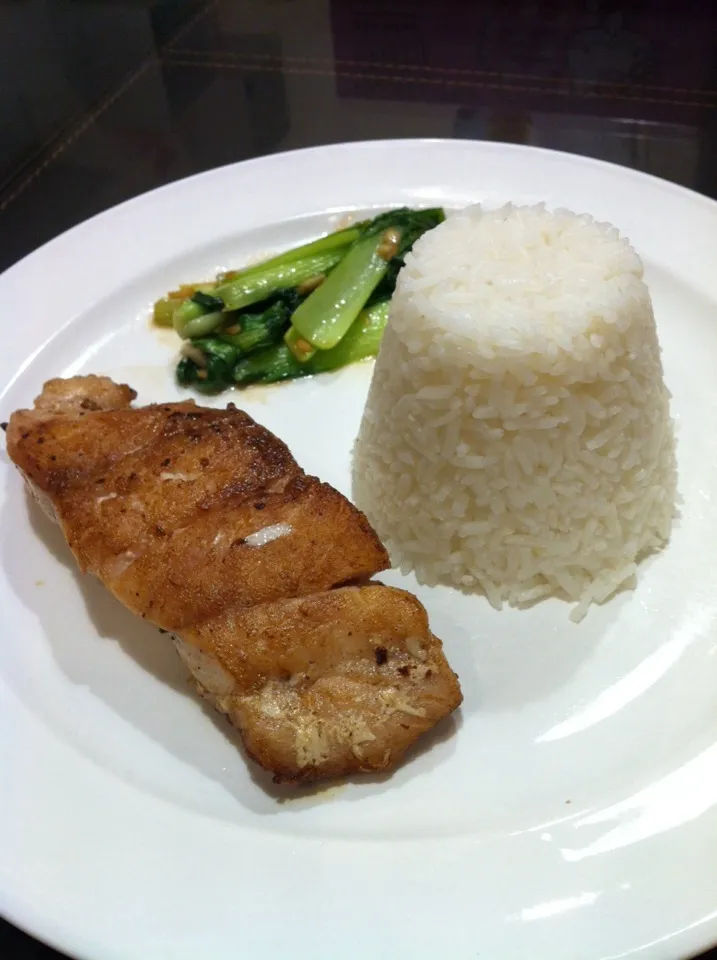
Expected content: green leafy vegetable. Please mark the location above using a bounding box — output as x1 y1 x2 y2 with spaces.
214 250 344 312
218 300 291 355
233 300 389 387
162 207 443 393
191 290 225 311
286 207 443 356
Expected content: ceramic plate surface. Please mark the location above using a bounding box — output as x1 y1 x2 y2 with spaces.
1 140 717 960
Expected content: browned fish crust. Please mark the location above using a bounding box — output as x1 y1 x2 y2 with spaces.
180 584 462 783
6 376 462 784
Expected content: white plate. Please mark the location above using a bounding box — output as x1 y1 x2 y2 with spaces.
1 140 717 960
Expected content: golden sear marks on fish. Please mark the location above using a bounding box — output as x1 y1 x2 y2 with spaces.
5 375 462 784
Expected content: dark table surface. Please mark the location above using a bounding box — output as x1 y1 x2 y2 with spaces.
1 0 717 957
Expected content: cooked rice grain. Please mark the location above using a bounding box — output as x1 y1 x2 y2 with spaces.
352 204 677 620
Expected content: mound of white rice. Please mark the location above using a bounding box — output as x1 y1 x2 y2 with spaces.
352 203 677 621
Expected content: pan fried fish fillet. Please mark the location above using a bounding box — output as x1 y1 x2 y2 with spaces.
5 376 462 783
8 376 388 629
177 584 461 782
